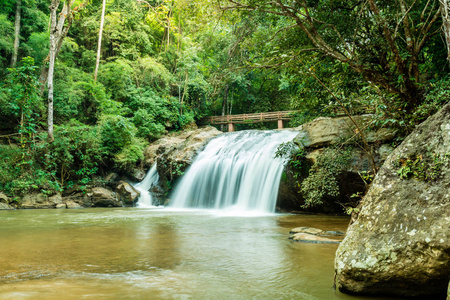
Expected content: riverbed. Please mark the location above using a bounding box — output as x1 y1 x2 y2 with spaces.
0 208 401 299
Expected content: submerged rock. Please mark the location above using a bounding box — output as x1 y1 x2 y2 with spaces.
289 226 345 243
335 103 450 298
290 226 324 235
289 233 341 244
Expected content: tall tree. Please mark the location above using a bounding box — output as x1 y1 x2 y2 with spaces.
39 0 76 94
441 0 450 61
221 0 443 114
47 0 74 142
10 0 21 67
94 0 106 81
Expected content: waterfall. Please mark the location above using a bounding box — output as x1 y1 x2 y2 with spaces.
169 130 298 213
134 164 159 208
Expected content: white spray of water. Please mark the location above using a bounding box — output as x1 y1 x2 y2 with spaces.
134 164 159 208
169 130 298 214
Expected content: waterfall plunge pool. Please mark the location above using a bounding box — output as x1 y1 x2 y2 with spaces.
0 208 402 300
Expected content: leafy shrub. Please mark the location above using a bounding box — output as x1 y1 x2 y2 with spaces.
97 59 134 102
40 120 106 189
301 147 352 207
132 108 166 141
54 63 122 124
98 114 146 170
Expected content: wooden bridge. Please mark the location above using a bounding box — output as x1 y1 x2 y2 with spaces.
201 107 374 132
201 111 296 131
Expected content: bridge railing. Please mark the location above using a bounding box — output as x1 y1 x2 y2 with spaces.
200 106 375 126
201 111 297 125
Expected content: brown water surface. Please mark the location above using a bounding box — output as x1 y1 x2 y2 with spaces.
0 208 401 299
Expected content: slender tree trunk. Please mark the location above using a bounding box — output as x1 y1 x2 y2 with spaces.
180 70 188 115
440 0 450 62
221 85 229 131
94 0 106 81
10 0 21 67
229 88 233 115
47 0 61 143
39 0 75 94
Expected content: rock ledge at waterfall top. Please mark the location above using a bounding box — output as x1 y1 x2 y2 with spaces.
293 114 396 148
143 125 222 201
334 103 450 297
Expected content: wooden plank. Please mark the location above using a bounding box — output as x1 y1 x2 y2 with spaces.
199 108 373 125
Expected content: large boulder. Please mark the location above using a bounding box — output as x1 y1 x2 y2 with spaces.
0 193 13 209
0 202 13 210
116 181 140 206
0 192 9 204
293 115 396 148
335 103 450 297
90 187 122 207
20 192 63 209
145 125 222 167
144 125 222 196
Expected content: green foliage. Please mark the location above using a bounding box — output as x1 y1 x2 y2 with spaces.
301 147 352 208
396 152 449 182
1 57 42 151
0 13 14 65
1 0 449 201
41 120 105 189
53 63 122 124
275 141 308 176
98 114 146 171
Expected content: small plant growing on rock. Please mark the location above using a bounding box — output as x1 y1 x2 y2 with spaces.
396 151 448 181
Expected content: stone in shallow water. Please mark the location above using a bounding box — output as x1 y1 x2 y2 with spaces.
289 227 324 235
289 233 341 244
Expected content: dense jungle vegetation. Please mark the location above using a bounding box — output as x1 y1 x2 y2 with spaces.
0 0 449 198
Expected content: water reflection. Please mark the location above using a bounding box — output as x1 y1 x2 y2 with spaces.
0 208 402 300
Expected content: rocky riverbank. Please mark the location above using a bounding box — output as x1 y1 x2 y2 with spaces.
0 125 222 210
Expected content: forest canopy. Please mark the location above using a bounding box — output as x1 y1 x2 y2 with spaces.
0 0 449 196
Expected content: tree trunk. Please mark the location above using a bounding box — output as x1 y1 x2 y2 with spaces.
47 0 61 143
10 0 21 67
441 0 450 62
180 70 188 115
221 85 229 131
39 0 75 94
94 0 106 81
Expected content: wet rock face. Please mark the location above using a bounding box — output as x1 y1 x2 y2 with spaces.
335 103 450 297
144 125 222 196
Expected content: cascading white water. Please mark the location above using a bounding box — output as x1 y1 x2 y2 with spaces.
169 130 298 213
134 164 159 208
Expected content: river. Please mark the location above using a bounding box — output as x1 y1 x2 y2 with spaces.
0 208 401 300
